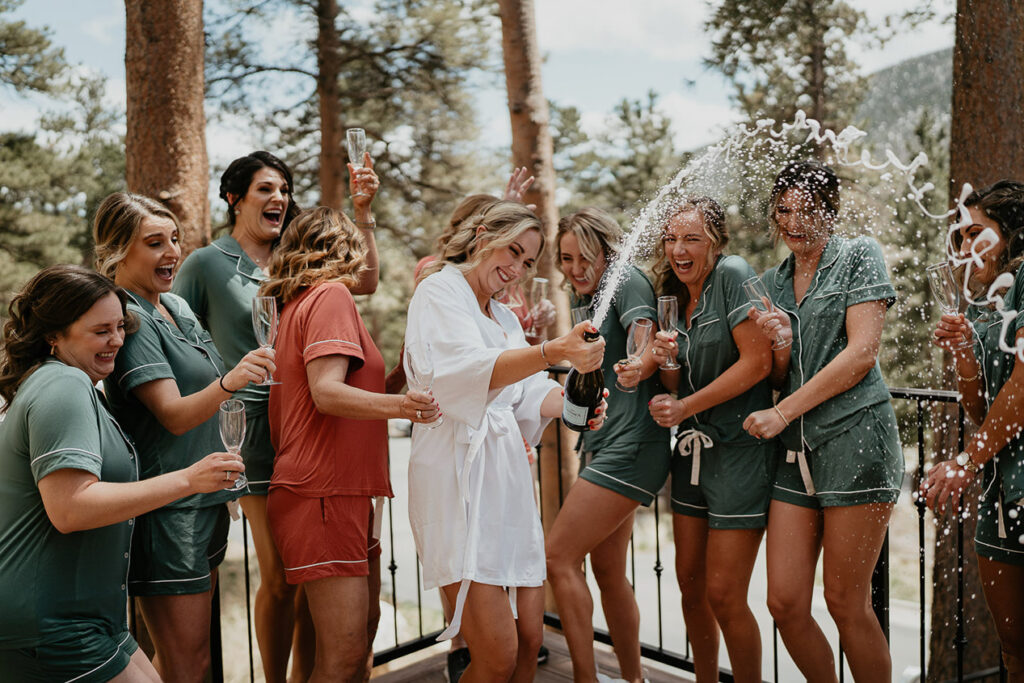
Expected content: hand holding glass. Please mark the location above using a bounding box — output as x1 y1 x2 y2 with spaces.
656 296 680 370
219 399 248 492
616 318 653 393
405 342 442 429
251 296 281 385
927 262 971 349
743 276 791 350
526 277 549 337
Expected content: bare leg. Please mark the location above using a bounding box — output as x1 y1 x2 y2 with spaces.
290 587 316 682
441 581 519 682
440 589 469 650
765 500 836 683
672 514 719 683
545 480 638 683
705 528 763 683
821 503 893 683
510 586 545 683
362 556 382 682
239 495 301 683
109 648 162 682
303 575 370 683
978 556 1024 682
138 588 216 683
590 511 643 682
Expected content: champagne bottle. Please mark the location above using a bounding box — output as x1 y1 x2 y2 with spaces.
561 329 604 432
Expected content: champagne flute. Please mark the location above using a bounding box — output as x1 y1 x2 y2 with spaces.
526 277 549 337
251 296 281 385
405 342 442 429
743 276 791 350
927 262 971 349
219 399 248 492
616 318 653 394
657 296 680 370
347 128 367 170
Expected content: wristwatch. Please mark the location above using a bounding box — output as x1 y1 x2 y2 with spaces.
956 452 981 474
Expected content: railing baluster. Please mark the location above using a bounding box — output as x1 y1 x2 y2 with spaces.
653 493 664 651
956 403 966 683
917 397 927 682
387 496 399 645
242 512 254 683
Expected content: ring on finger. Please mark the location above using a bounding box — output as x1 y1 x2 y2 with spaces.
416 409 423 419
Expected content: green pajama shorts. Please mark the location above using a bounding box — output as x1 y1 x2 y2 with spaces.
579 440 671 507
671 437 774 529
128 504 231 596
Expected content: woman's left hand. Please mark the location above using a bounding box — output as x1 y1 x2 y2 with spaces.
402 389 440 424
349 153 379 212
649 393 689 428
742 407 786 440
613 357 644 389
588 392 610 431
922 459 975 514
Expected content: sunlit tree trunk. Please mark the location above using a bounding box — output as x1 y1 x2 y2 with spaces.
316 0 345 210
929 2 1024 679
498 0 574 611
125 0 210 257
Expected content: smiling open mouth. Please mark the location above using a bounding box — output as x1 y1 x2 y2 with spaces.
156 266 174 280
263 210 282 226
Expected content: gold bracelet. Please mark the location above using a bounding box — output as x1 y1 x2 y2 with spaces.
956 368 981 383
354 218 376 230
773 404 790 426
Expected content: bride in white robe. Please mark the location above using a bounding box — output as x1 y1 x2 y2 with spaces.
405 201 606 682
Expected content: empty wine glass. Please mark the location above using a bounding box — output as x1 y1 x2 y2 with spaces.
219 399 248 492
251 296 281 385
742 276 791 350
657 296 680 370
571 306 590 327
526 277 549 337
616 318 653 394
347 128 367 170
927 262 971 349
405 342 442 430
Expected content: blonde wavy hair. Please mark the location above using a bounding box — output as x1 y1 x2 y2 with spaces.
93 192 182 279
260 207 368 306
652 197 728 311
418 200 543 284
555 208 623 294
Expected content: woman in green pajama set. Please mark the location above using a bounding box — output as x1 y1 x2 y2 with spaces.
743 161 902 683
94 193 275 683
623 197 772 683
174 151 380 682
545 208 669 683
0 265 243 682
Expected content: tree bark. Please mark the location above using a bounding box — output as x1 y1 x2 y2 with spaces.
497 0 575 613
930 2 1024 678
316 0 346 210
125 0 210 257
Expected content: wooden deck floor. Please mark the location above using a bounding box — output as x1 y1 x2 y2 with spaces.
370 629 695 682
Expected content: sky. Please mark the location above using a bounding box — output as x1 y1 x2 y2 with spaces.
3 0 955 170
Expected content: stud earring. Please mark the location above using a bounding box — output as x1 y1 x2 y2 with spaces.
234 209 241 215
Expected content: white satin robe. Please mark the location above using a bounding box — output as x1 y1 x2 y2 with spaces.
405 265 559 639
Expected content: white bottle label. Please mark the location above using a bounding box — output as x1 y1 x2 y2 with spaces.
562 398 589 426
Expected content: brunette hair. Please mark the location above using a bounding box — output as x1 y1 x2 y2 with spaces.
418 200 543 283
652 197 728 311
962 180 1024 274
767 161 841 242
219 151 301 230
93 192 181 279
259 207 368 306
0 265 134 410
555 208 623 294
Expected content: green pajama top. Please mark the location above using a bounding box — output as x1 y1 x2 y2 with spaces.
0 361 137 648
105 290 235 508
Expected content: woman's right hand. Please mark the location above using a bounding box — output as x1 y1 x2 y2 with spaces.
933 313 973 351
223 346 277 392
401 389 441 424
555 321 606 373
650 330 679 369
187 451 245 493
748 306 792 348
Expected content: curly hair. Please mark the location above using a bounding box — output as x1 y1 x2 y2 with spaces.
418 200 543 284
0 265 134 411
767 160 841 244
962 180 1024 275
259 207 368 306
93 192 181 279
434 194 500 254
652 197 728 312
555 207 623 294
219 151 301 232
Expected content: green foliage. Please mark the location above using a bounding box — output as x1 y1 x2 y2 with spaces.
0 0 66 95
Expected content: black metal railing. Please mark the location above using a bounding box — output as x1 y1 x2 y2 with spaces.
192 379 1007 682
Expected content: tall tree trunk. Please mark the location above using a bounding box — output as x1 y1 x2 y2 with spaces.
497 0 574 612
125 0 210 257
317 0 345 210
930 2 1024 678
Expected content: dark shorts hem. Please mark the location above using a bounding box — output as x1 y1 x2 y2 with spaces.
129 504 230 596
975 492 1024 566
577 441 671 507
0 630 138 682
771 484 901 509
579 466 657 506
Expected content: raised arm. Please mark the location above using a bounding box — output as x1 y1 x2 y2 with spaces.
306 354 436 423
